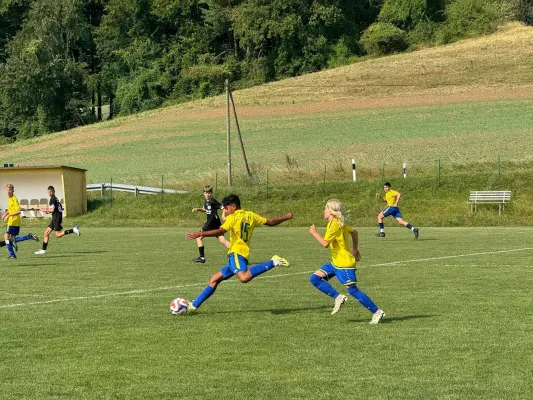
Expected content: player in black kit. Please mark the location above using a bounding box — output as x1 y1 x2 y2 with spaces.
191 185 230 263
34 186 80 255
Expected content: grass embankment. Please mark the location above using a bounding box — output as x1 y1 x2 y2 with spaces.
44 165 531 229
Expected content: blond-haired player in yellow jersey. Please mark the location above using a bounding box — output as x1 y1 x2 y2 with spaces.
1 184 39 259
182 194 292 313
375 182 419 238
309 199 385 324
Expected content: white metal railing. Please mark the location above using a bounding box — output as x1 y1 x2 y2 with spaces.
87 183 187 195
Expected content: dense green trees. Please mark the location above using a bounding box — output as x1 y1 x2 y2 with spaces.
0 0 523 141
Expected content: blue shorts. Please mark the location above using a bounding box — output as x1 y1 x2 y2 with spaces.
6 226 20 236
382 206 402 219
220 253 249 279
319 263 357 286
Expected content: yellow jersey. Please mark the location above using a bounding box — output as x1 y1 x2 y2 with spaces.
221 209 267 259
385 190 399 206
324 218 356 269
7 195 21 227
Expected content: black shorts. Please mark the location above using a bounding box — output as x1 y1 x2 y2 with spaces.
48 220 63 231
201 221 221 232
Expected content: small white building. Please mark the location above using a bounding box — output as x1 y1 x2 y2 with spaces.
0 165 87 217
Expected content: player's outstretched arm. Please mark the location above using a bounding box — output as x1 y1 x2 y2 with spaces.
185 227 226 240
309 224 329 248
351 230 361 261
265 212 293 227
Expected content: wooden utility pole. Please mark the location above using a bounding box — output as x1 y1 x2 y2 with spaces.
225 79 232 186
229 90 251 177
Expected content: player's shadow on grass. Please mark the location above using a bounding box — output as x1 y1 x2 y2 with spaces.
13 263 58 268
206 305 332 316
33 251 107 258
71 251 107 254
378 238 437 242
268 306 332 315
348 314 435 324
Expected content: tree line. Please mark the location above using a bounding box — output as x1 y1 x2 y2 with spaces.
0 0 531 143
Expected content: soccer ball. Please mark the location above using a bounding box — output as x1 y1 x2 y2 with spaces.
170 298 189 316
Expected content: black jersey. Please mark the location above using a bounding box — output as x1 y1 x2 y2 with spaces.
49 195 63 224
203 198 222 228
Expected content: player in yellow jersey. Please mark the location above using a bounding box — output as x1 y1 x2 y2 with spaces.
1 184 39 259
182 194 292 312
309 199 385 324
375 182 418 238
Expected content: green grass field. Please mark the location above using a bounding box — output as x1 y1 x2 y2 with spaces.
1 227 532 399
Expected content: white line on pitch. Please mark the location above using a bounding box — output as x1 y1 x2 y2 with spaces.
1 247 532 310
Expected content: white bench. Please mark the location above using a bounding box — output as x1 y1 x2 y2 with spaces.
467 191 511 215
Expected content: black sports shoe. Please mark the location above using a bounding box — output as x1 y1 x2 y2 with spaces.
193 257 206 264
375 232 385 237
29 233 39 242
413 228 419 239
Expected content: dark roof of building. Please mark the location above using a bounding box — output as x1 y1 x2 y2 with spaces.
0 165 87 172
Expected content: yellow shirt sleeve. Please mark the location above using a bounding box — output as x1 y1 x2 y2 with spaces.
221 214 235 231
324 219 340 243
252 212 267 227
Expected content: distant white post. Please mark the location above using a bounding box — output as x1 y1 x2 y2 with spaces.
352 158 356 182
403 161 407 178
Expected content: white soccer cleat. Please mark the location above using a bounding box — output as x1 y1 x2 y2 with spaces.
331 294 347 315
187 301 197 313
271 255 290 267
73 226 80 236
369 309 385 324
34 249 46 255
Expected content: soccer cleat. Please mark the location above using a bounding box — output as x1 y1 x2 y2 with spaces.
73 226 81 236
193 257 206 264
413 228 419 239
375 232 385 237
331 294 347 315
8 255 16 259
29 233 39 242
34 249 46 255
369 309 385 324
271 255 290 267
187 301 197 313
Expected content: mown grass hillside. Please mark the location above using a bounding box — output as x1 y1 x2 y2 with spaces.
2 23 532 186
